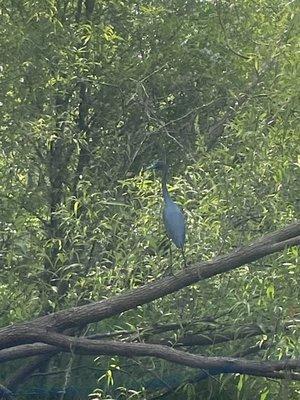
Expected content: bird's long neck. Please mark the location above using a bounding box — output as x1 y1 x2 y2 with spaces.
161 165 171 203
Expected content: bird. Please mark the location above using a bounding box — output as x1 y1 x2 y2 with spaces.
147 160 186 268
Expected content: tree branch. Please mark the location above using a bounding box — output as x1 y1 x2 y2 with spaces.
148 342 273 399
150 324 267 347
1 329 300 381
0 323 260 363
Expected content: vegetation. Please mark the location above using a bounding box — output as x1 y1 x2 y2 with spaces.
0 0 299 399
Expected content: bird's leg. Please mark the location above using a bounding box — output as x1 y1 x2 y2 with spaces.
181 248 187 268
163 244 174 276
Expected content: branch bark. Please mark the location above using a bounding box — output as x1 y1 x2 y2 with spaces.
0 323 264 363
150 324 267 347
2 328 300 381
148 342 273 399
2 320 297 364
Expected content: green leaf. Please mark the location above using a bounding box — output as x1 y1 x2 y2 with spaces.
266 283 275 299
237 375 244 392
260 389 269 400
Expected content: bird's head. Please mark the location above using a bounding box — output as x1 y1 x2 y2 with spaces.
146 160 167 172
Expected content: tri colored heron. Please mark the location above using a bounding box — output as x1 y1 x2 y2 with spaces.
147 160 186 268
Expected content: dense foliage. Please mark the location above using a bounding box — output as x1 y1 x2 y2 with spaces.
0 0 299 399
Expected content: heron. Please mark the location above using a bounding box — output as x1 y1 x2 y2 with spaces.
147 160 186 268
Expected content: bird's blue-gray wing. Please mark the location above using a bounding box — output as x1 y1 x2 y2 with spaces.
163 201 185 249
